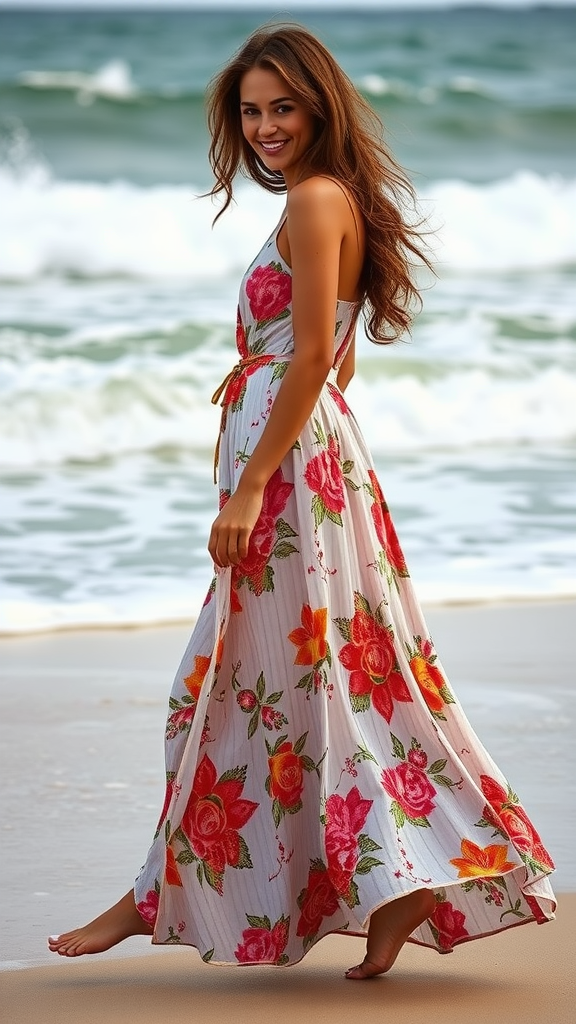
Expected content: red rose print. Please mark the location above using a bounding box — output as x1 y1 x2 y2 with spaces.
407 747 428 769
136 888 159 927
233 466 294 595
367 470 408 574
165 704 194 740
155 775 175 833
337 600 412 722
268 741 304 809
237 689 258 711
236 307 248 358
479 774 508 811
304 435 345 514
296 865 340 939
165 845 183 887
326 381 349 415
181 754 258 879
430 900 469 950
245 263 292 323
325 787 372 895
480 775 554 869
382 761 437 820
235 916 289 964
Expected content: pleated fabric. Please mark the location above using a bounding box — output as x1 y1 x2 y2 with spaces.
134 220 555 966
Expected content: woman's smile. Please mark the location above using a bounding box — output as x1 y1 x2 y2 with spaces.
240 66 315 186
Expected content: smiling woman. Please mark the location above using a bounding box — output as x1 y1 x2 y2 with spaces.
239 72 316 184
47 21 555 982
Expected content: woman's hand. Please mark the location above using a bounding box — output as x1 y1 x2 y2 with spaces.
208 480 265 568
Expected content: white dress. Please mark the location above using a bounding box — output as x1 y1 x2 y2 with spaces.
134 217 555 966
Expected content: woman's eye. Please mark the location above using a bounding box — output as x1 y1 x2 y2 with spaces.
241 107 259 116
276 105 293 114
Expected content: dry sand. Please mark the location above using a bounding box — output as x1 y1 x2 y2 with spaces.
1 600 574 1020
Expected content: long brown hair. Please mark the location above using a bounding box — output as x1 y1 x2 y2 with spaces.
206 23 432 343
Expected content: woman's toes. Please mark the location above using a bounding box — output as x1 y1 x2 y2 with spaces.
345 959 386 980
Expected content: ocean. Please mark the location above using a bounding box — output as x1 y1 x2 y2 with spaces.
1 5 575 633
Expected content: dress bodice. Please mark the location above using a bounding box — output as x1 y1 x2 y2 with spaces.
236 218 359 370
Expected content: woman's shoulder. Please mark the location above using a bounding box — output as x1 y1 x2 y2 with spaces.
287 175 360 226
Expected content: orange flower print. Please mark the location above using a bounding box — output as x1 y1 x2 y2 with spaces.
165 845 183 887
410 655 445 714
268 742 304 810
288 605 333 697
288 605 328 665
265 732 317 828
183 654 211 701
450 839 518 879
406 635 454 719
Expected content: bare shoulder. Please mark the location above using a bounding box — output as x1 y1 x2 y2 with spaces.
287 175 355 227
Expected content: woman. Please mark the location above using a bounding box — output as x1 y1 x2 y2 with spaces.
49 24 555 979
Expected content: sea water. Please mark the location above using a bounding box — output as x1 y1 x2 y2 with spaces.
1 6 575 633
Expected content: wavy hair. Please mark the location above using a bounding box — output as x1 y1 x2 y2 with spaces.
206 23 432 342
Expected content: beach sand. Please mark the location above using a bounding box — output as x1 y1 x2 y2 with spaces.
0 897 574 1024
1 600 574 1020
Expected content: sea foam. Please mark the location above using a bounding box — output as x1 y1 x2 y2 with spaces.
0 167 574 281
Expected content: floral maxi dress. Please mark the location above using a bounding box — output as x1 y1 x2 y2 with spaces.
134 217 556 966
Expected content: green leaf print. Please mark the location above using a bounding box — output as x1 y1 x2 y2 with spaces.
391 801 406 828
350 692 371 713
325 508 343 527
219 765 248 785
433 774 457 788
276 517 298 539
236 835 254 870
333 616 352 643
256 672 266 703
428 758 448 774
358 833 383 854
293 731 309 756
311 493 325 529
270 361 289 383
201 948 214 963
246 914 272 930
391 733 406 761
176 848 197 866
355 855 385 875
274 540 299 558
272 799 282 830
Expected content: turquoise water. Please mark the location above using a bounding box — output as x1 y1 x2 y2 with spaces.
0 7 575 631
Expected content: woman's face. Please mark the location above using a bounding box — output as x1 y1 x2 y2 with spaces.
239 67 315 187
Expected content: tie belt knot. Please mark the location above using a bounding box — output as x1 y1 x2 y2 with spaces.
210 352 290 482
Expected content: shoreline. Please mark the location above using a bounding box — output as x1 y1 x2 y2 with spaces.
2 592 575 641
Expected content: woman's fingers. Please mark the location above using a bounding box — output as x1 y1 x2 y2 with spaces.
210 526 244 567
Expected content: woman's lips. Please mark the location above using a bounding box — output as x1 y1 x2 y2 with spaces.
259 140 288 153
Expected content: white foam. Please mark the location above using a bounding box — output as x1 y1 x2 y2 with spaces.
1 344 574 467
19 60 137 103
0 167 574 282
423 171 576 271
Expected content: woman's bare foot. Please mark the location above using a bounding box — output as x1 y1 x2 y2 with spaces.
345 888 435 980
48 889 153 957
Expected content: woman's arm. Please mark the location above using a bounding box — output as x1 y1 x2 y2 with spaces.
208 177 353 568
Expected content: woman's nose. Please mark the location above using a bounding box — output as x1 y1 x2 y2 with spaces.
258 115 278 136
